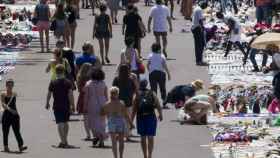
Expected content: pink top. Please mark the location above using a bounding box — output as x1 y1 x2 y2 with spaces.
268 98 280 114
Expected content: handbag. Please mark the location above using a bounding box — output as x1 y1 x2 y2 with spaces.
137 62 145 74
50 20 57 31
31 17 38 25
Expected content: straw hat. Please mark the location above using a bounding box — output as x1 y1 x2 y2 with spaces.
191 79 204 90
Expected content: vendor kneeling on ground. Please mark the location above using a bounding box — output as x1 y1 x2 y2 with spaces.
183 94 217 125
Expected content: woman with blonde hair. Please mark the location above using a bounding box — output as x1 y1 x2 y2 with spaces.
101 87 134 158
76 63 92 140
163 79 204 109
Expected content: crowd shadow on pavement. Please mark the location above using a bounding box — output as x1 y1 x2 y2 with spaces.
1 150 27 154
51 145 80 149
91 145 112 149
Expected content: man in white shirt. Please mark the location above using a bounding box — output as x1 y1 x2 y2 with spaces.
191 1 208 66
148 0 173 58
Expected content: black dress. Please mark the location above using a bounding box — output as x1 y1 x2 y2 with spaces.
95 14 111 39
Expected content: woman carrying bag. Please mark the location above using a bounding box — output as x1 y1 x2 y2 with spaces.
1 79 28 152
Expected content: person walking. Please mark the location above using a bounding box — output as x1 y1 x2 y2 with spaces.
122 5 146 58
84 68 108 147
181 0 192 20
34 0 51 53
107 0 120 24
147 43 171 109
101 87 134 158
120 37 141 78
1 79 28 152
164 0 175 19
148 0 172 58
46 48 71 81
76 63 92 140
93 4 112 65
113 64 138 141
132 79 163 158
65 0 78 49
191 1 208 66
46 64 75 148
75 42 102 73
52 3 68 42
255 0 272 25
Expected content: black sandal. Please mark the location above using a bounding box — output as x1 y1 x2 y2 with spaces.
105 57 110 64
19 146 28 152
92 138 99 146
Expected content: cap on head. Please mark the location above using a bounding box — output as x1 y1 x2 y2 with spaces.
192 79 204 90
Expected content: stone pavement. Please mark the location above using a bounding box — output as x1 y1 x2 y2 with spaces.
0 2 214 158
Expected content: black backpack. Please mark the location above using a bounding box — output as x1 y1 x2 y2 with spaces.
138 90 155 115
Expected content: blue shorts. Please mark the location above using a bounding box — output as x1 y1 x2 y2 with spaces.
54 110 70 124
137 114 157 136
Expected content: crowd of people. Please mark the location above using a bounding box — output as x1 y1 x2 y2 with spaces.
1 0 280 158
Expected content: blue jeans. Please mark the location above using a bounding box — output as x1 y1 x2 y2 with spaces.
256 5 272 24
249 48 268 69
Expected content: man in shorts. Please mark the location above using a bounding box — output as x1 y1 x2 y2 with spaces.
46 64 75 148
148 0 173 58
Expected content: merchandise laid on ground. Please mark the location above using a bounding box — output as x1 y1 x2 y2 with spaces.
189 1 280 158
0 1 55 80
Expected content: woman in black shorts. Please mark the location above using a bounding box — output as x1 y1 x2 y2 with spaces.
93 4 112 65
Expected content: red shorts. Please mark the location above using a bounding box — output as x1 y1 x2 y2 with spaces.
37 21 50 31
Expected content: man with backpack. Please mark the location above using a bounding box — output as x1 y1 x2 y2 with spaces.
132 79 163 158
